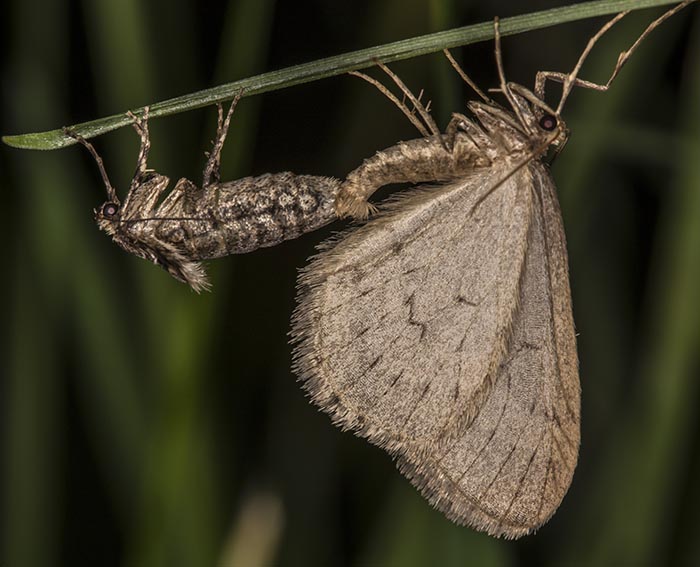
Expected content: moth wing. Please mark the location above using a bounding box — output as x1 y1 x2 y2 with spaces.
292 167 533 454
129 232 211 292
397 163 580 538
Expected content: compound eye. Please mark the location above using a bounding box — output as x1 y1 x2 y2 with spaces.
102 202 119 217
539 113 558 131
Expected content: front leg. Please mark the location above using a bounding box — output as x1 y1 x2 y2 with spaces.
63 127 120 204
535 2 693 111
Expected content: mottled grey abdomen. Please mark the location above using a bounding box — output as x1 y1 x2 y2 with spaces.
181 172 341 258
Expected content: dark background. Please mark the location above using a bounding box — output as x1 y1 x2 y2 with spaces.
1 1 699 566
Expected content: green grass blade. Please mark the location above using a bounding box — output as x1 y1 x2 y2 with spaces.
2 0 689 150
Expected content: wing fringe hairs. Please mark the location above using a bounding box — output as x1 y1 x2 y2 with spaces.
291 177 522 449
395 455 537 539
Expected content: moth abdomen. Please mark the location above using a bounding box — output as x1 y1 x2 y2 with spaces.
336 133 491 219
200 172 341 256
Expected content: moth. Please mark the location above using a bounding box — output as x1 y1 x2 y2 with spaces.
67 94 340 292
291 2 693 538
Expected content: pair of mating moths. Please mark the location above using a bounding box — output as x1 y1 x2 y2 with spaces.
67 3 693 538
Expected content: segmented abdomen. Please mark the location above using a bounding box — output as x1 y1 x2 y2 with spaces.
158 172 341 259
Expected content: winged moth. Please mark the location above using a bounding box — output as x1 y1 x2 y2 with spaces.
291 2 694 538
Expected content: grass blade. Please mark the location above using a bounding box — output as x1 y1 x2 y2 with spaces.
2 0 689 150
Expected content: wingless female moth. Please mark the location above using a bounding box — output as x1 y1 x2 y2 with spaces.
66 93 340 292
291 1 695 538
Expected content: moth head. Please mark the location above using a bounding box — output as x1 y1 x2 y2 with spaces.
94 172 171 233
506 82 569 151
94 200 121 235
467 85 569 156
536 111 569 152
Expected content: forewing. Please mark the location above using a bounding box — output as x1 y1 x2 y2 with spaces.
292 166 533 455
396 163 580 538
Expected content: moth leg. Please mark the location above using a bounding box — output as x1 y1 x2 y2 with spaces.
535 72 618 103
203 91 243 188
374 61 440 137
119 107 178 220
119 175 172 222
492 17 531 132
350 62 441 139
534 12 627 110
376 61 440 138
541 1 693 113
126 106 151 182
63 127 120 204
443 112 491 155
442 49 491 103
444 114 463 150
156 177 201 216
350 70 431 137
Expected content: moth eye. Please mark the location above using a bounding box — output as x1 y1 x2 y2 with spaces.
102 202 119 217
539 114 558 131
